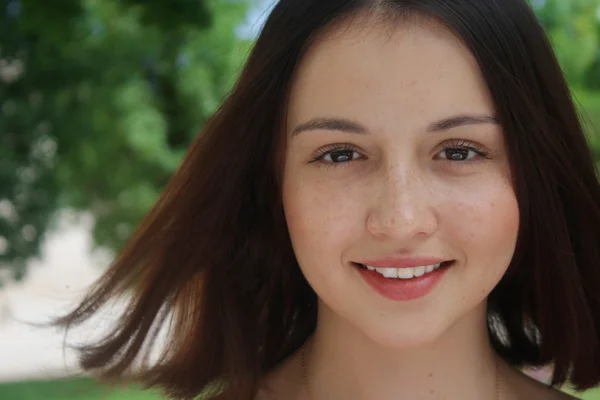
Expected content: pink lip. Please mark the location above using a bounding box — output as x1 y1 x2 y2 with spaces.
355 261 453 302
356 256 448 269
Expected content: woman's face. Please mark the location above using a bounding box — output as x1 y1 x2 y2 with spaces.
282 18 519 348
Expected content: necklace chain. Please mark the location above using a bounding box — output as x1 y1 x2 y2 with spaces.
300 345 500 400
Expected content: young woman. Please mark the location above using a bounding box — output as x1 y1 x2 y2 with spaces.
56 1 600 399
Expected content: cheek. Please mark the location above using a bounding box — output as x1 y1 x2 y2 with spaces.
282 175 364 263
443 179 519 275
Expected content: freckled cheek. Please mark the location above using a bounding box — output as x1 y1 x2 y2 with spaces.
283 179 365 249
442 186 519 260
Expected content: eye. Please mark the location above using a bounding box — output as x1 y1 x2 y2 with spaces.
435 140 489 163
322 149 362 163
438 147 478 161
310 143 365 165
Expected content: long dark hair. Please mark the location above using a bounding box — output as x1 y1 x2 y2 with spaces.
54 0 600 399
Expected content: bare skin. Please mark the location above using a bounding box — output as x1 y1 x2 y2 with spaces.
257 347 581 400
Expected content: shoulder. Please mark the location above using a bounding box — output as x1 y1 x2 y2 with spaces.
512 380 582 400
510 380 581 400
550 390 584 400
254 388 278 400
500 361 583 400
515 376 582 400
546 390 583 400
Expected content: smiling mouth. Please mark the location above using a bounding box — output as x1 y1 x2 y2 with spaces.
354 260 455 280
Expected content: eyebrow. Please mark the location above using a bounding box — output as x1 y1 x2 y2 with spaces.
291 114 499 137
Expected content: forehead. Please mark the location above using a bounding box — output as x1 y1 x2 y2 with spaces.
286 15 495 133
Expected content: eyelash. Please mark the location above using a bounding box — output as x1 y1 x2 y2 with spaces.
309 140 490 168
308 143 364 169
435 139 490 165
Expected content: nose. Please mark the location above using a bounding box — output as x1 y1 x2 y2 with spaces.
366 167 439 241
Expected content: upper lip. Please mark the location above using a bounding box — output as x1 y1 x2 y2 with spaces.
355 256 450 269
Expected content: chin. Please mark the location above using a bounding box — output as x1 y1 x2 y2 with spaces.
361 321 446 350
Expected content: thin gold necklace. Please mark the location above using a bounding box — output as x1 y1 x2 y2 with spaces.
300 345 500 400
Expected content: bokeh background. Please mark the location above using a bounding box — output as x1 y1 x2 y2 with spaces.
0 0 599 399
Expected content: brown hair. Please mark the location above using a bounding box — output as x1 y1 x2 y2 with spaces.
54 0 600 399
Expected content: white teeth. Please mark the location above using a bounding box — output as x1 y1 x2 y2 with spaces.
365 263 444 279
397 268 414 279
382 268 398 278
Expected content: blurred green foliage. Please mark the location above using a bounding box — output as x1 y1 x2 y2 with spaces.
0 0 251 282
0 377 164 399
532 0 600 163
1 0 600 283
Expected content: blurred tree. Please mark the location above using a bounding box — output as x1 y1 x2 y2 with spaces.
531 0 600 162
0 0 251 282
532 0 600 87
3 0 600 284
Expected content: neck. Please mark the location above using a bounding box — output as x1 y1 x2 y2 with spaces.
305 300 498 400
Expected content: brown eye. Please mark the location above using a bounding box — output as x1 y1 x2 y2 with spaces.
309 143 365 167
324 150 359 163
436 143 488 163
440 148 473 161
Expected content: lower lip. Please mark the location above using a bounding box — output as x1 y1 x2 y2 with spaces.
356 262 452 301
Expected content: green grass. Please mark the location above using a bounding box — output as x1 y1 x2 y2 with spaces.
0 378 164 400
569 387 600 400
1 378 600 400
